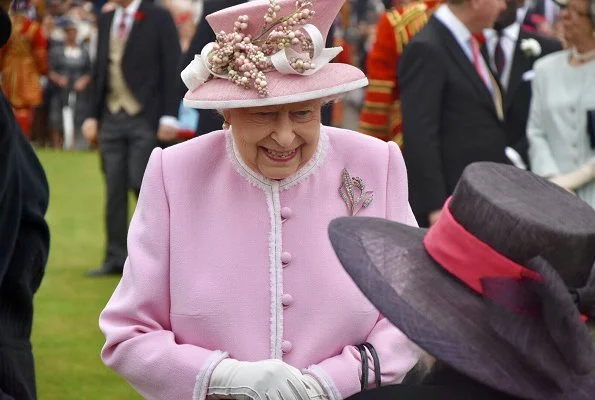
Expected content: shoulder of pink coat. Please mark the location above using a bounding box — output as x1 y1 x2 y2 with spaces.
324 125 400 164
160 130 227 170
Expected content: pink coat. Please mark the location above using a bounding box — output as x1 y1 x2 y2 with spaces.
99 126 420 400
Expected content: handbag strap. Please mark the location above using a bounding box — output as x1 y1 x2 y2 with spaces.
356 344 369 391
362 342 381 388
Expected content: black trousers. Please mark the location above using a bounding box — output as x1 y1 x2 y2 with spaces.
99 110 156 268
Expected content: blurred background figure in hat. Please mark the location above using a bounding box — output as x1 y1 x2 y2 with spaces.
527 0 595 209
99 0 421 399
330 162 595 400
0 0 48 138
47 18 92 150
0 1 50 399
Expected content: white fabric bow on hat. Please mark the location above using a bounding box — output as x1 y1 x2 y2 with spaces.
181 24 342 93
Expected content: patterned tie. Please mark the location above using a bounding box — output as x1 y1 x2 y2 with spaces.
118 12 128 40
494 31 506 78
470 37 504 120
470 36 491 89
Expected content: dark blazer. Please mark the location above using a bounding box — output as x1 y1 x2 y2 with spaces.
0 91 49 399
178 0 246 136
398 16 510 226
346 363 522 400
90 0 181 130
482 29 561 167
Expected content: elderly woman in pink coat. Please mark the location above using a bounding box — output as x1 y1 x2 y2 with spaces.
98 0 420 399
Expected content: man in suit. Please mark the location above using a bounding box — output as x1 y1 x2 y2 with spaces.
399 0 507 227
0 2 50 398
483 0 561 169
82 0 180 276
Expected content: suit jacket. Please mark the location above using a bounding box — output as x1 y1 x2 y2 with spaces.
99 127 419 400
482 29 561 166
399 16 509 226
90 0 181 130
178 0 246 136
0 90 49 400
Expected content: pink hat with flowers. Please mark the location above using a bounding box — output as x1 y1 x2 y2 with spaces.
181 0 368 109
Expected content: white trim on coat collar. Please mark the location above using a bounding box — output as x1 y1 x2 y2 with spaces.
225 126 329 192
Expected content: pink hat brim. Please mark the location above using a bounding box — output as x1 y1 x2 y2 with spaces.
183 63 367 109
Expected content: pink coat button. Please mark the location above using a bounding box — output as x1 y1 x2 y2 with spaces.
282 293 293 307
281 207 293 219
281 252 292 265
281 340 293 354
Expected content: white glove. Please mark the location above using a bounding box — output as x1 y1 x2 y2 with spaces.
548 161 595 192
207 359 327 400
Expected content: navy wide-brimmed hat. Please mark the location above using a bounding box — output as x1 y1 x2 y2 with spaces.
329 162 595 400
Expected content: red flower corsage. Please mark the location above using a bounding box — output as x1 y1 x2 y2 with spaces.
134 11 145 21
472 32 486 45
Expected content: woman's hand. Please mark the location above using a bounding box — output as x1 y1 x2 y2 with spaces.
207 359 326 400
49 71 69 88
74 75 91 92
548 162 595 192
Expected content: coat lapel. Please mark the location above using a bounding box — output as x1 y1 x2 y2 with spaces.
123 1 147 59
431 18 494 104
101 11 115 59
506 29 532 109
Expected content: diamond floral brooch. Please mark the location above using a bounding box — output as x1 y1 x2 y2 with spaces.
339 168 374 216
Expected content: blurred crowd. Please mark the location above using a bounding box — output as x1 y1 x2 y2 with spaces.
0 0 203 150
0 0 593 219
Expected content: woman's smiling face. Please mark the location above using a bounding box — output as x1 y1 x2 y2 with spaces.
225 99 322 180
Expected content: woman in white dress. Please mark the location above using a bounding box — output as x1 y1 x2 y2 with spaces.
527 0 595 208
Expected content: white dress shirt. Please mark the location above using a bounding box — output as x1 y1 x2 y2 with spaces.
111 0 143 38
484 22 520 90
434 5 493 92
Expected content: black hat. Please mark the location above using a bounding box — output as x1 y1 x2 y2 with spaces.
329 162 595 400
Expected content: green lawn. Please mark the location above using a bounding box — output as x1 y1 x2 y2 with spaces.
32 149 141 400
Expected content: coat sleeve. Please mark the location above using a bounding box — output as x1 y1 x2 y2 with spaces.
399 39 448 218
0 94 22 291
99 148 228 400
89 13 109 120
157 9 182 119
527 62 560 178
304 316 419 400
302 142 419 399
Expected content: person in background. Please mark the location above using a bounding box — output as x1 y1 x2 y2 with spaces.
358 0 441 145
99 0 420 398
398 0 509 227
82 0 181 276
527 0 595 208
0 2 50 399
483 0 561 169
330 162 595 400
0 0 48 138
48 19 92 149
